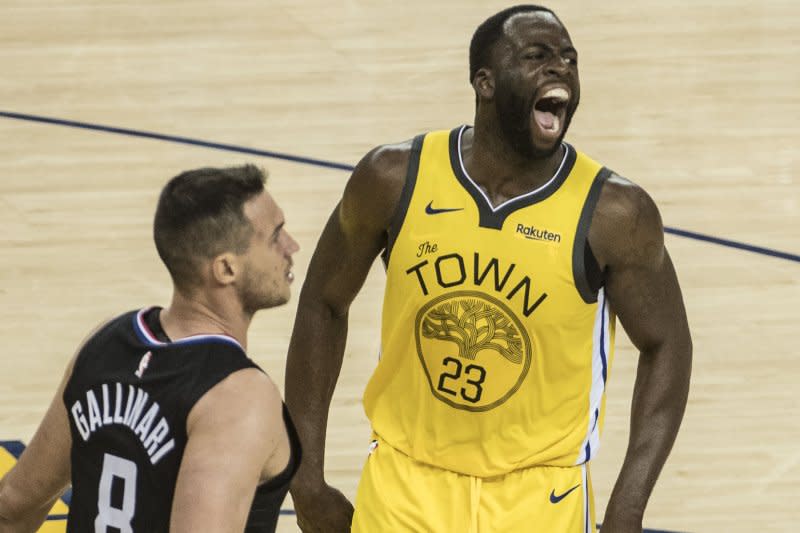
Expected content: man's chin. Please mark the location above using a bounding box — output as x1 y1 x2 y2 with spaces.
530 124 571 159
524 137 564 160
270 292 291 308
243 294 289 315
501 124 564 160
528 111 574 158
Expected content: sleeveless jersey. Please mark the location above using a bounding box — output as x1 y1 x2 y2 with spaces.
363 126 616 477
63 307 299 532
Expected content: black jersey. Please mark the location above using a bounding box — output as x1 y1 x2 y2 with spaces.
62 307 299 532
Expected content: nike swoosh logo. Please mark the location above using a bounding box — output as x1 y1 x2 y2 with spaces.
425 201 463 215
549 484 580 504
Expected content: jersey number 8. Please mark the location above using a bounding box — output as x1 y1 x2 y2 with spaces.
95 452 137 533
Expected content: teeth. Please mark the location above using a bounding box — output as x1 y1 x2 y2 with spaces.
542 87 569 102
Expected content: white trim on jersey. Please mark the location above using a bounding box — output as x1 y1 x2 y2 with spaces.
455 124 569 212
134 308 243 350
576 287 610 465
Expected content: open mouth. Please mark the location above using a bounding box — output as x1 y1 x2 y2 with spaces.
533 87 569 138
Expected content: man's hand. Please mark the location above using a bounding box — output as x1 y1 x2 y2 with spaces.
293 483 354 533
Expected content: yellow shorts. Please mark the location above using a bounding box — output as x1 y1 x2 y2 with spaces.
352 435 595 533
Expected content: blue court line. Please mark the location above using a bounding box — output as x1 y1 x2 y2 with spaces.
664 227 800 263
2 441 685 532
0 111 354 172
0 110 797 265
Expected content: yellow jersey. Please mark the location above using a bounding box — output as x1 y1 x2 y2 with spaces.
363 126 616 477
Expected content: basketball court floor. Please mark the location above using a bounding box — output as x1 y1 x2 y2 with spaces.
1 1 798 531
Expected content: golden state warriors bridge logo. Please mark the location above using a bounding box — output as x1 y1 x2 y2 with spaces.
415 290 532 411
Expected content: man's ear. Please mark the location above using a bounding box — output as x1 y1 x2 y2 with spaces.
211 253 238 286
473 68 495 99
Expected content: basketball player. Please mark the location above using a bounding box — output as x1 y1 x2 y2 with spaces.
286 5 691 533
0 165 301 532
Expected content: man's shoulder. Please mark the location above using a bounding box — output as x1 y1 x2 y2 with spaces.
339 138 417 228
341 129 450 229
77 309 139 351
562 147 654 232
596 172 659 227
356 138 416 179
590 171 664 269
357 127 455 175
190 367 281 435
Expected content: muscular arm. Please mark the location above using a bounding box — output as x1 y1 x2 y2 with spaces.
589 175 692 531
170 368 286 533
284 142 410 530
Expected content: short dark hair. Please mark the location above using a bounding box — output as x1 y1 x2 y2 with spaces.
469 4 557 83
153 164 266 289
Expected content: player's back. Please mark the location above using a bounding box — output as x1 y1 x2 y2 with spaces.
63 307 259 532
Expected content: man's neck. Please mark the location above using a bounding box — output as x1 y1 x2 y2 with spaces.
464 120 565 205
159 290 250 350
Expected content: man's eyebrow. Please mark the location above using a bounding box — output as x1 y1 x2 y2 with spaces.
520 41 576 54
